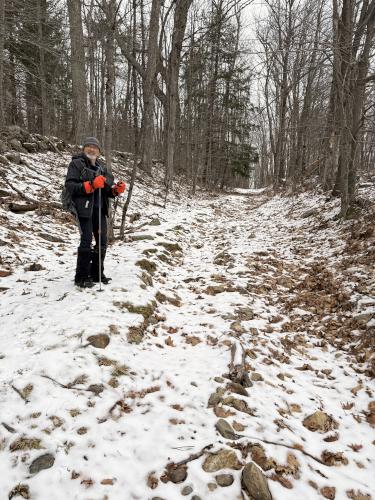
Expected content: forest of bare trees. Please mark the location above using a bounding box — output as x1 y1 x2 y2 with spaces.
0 0 374 216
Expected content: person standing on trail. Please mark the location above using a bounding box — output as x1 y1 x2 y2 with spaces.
64 137 126 288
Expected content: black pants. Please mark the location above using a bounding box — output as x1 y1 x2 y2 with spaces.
77 208 107 251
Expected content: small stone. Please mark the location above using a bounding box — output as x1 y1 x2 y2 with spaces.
87 334 110 349
0 269 12 277
235 307 254 320
208 392 222 407
232 420 246 432
301 208 318 218
131 234 155 241
38 232 65 243
167 465 187 483
320 486 336 499
101 478 115 485
246 349 257 359
129 212 141 223
354 312 373 322
222 396 255 415
202 449 242 472
181 485 193 495
215 419 239 440
228 382 249 397
213 251 234 265
366 401 375 426
204 285 227 295
216 473 234 487
214 376 224 383
241 462 273 500
149 218 161 226
49 416 63 428
303 411 338 433
24 263 45 272
231 321 245 334
191 497 202 500
251 372 263 382
29 453 55 474
207 483 217 491
87 384 105 395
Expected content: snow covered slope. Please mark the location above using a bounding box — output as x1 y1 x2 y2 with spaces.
0 148 374 500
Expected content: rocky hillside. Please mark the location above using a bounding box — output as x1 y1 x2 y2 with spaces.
0 130 374 500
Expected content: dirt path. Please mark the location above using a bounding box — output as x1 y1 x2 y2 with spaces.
0 190 374 500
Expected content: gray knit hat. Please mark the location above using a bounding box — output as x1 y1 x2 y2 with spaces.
82 136 101 152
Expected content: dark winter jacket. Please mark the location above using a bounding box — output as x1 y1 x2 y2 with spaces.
65 152 115 218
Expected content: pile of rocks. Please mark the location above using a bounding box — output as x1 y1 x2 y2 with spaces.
0 125 72 161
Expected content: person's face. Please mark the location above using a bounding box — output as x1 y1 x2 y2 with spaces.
83 144 100 160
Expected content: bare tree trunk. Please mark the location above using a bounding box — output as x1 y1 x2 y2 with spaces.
203 0 224 187
0 0 5 126
140 0 161 174
164 0 193 194
36 0 48 135
120 0 141 238
103 0 119 174
343 1 375 215
85 1 97 136
328 0 375 216
219 6 241 190
67 0 88 144
273 0 293 189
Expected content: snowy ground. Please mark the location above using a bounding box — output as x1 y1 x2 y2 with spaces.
0 152 374 500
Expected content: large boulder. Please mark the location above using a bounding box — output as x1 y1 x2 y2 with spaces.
23 142 38 153
0 140 7 153
37 140 49 152
9 138 27 153
5 151 21 164
0 154 9 165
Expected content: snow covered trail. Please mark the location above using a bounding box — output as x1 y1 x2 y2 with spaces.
0 189 374 500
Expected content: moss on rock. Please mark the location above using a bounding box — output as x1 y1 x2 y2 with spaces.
10 437 43 452
127 322 148 344
135 259 157 274
157 241 182 253
114 300 156 320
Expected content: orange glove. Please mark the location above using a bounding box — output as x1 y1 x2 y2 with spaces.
83 181 94 194
92 175 106 189
112 181 126 195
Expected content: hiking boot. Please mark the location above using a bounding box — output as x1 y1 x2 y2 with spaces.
91 246 111 284
92 274 112 284
75 277 94 288
74 247 93 286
